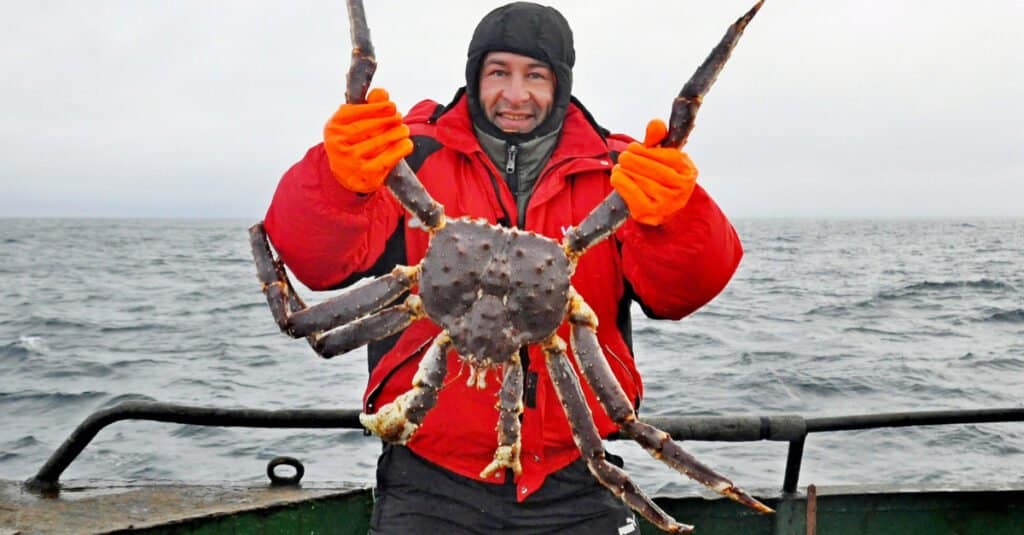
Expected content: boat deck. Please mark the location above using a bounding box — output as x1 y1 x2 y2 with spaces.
0 479 372 534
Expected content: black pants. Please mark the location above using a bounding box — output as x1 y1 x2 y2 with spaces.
369 445 637 534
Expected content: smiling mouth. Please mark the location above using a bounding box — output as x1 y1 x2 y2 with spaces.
499 112 533 121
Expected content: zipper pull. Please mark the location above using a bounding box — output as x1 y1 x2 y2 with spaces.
506 144 518 175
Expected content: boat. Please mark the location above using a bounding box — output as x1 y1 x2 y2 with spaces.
2 402 1022 534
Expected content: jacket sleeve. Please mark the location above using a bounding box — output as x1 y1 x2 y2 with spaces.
617 184 743 320
263 143 403 291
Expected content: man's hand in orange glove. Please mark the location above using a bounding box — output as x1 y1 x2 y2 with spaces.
610 119 698 226
324 88 414 194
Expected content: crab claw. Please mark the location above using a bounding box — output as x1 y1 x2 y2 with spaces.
359 396 419 444
480 445 522 478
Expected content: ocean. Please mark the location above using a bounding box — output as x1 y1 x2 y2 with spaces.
1 217 1021 497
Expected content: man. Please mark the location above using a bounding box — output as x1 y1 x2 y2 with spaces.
264 2 743 533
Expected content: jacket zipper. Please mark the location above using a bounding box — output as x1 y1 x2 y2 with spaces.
505 143 519 196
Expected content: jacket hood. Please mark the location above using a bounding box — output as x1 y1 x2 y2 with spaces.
465 2 574 143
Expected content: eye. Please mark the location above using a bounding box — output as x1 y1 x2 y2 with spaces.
527 71 551 81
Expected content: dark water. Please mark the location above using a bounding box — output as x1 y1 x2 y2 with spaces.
1 218 1022 497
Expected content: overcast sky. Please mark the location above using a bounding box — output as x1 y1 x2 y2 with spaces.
1 1 1021 219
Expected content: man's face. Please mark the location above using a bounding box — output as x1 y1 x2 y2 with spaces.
478 51 556 134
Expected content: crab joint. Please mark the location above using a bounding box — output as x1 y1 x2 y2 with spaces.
402 294 426 319
391 264 421 287
567 289 598 329
561 240 584 268
541 334 568 354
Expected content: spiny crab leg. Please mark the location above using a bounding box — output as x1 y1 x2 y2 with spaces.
566 290 774 514
314 294 425 359
250 223 420 338
541 334 693 534
346 0 445 232
250 223 310 327
563 0 765 260
360 331 453 443
480 353 525 479
284 264 418 337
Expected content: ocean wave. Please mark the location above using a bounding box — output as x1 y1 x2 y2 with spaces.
170 425 228 440
98 322 178 333
982 308 1024 323
808 278 1017 315
879 279 1016 300
842 326 910 338
2 336 49 358
959 355 1024 372
5 435 43 449
804 300 875 316
0 436 40 463
205 301 268 315
100 392 159 407
0 390 109 413
41 361 116 379
24 315 96 330
923 424 1024 456
121 304 157 313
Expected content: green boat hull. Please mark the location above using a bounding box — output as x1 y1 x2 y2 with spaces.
4 480 1022 534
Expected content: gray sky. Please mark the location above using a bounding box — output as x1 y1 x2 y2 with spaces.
1 1 1021 219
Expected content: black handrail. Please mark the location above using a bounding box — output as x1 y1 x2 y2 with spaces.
783 407 1024 493
24 402 361 492
24 402 1024 496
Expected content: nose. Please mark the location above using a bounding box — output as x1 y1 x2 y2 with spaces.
501 76 530 105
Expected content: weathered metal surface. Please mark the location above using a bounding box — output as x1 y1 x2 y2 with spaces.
635 485 1024 535
8 480 1018 535
0 479 370 535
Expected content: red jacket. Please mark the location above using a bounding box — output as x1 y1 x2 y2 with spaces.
264 95 742 500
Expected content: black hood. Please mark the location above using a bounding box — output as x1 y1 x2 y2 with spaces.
465 2 575 143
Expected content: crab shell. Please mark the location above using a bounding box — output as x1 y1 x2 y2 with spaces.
418 218 572 365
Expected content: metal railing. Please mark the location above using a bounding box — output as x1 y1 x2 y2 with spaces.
24 402 1024 495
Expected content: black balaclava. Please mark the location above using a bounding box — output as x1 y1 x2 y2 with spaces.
465 2 575 143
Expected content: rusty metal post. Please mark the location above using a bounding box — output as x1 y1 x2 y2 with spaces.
806 484 817 535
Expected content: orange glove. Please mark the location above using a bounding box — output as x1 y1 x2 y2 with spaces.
610 119 698 226
323 88 414 193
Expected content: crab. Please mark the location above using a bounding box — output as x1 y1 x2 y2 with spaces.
249 1 771 532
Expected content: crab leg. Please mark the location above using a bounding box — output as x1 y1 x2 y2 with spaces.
250 223 420 338
480 354 525 478
563 0 764 258
360 332 452 443
285 265 418 338
250 223 310 333
314 295 425 359
344 0 445 231
542 335 694 534
566 291 774 514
